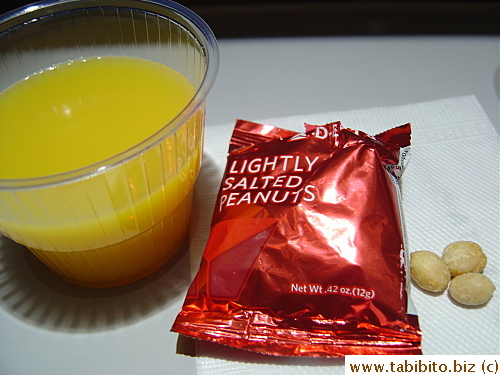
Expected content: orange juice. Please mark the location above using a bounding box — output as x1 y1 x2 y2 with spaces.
0 56 203 287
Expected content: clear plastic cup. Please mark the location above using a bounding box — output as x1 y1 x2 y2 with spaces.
0 0 218 287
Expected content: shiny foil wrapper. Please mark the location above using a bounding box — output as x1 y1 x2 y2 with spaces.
172 119 422 356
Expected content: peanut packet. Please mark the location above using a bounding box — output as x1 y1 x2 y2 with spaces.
172 119 422 356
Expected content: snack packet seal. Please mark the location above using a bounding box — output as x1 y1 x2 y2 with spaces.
172 119 422 357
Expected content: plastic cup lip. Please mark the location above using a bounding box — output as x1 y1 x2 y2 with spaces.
0 0 219 191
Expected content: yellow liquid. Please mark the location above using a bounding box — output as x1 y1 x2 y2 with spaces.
0 56 203 287
0 56 195 179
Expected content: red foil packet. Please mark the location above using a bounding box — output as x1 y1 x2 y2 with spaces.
172 119 422 357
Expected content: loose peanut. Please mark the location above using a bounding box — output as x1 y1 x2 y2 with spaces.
442 241 487 276
449 273 496 306
410 251 450 292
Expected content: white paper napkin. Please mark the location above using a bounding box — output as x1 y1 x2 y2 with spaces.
185 96 499 374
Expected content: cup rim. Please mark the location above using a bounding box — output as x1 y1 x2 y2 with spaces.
0 0 219 190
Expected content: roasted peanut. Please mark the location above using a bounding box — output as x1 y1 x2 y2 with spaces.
442 241 487 276
449 273 496 306
410 251 450 292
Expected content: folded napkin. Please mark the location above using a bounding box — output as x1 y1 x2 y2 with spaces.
186 96 499 374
